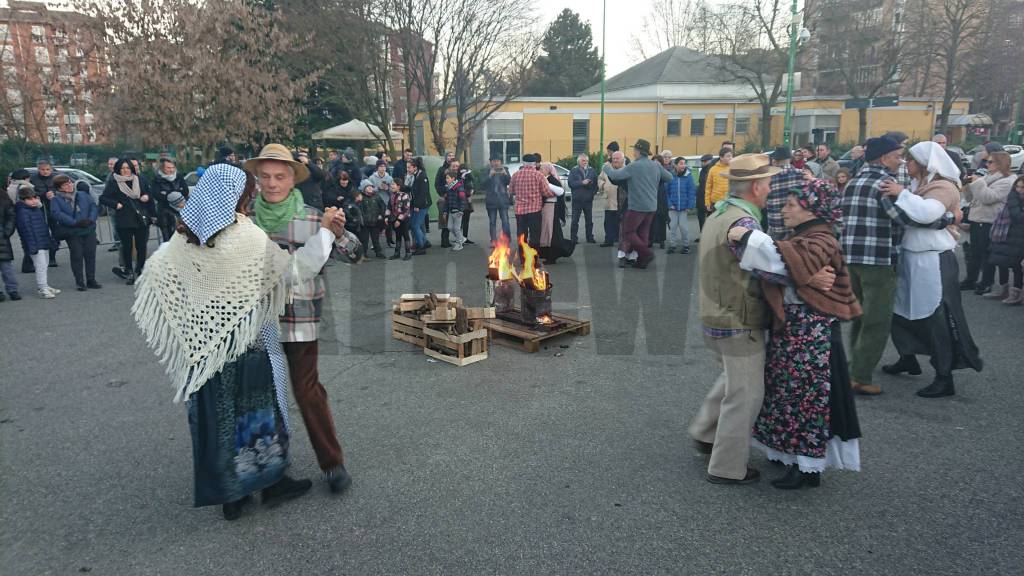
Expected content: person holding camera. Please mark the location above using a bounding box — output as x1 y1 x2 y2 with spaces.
50 175 100 291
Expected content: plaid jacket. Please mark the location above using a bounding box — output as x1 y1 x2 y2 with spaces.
839 164 901 266
766 166 806 239
509 166 548 215
264 205 335 342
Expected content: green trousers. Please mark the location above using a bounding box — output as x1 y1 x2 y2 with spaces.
848 263 897 384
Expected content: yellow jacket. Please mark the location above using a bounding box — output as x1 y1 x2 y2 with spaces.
706 162 731 210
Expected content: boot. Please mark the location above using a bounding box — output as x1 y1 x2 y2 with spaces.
982 283 1008 299
389 246 401 260
402 245 412 261
261 475 312 507
326 465 353 494
882 355 922 376
770 464 821 490
916 375 955 398
126 271 136 286
221 495 251 521
440 228 451 248
1002 287 1023 305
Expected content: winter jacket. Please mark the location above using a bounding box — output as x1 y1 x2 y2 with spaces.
444 178 468 213
964 172 1015 224
818 156 840 181
324 178 356 209
0 198 15 261
988 189 1024 266
666 168 696 211
568 165 599 203
705 162 731 209
367 172 394 207
297 162 325 210
403 170 432 210
151 173 189 211
358 191 386 225
15 201 53 254
596 163 618 211
480 168 511 209
390 189 412 222
601 156 672 213
50 191 99 237
392 159 408 182
29 172 54 199
100 176 155 229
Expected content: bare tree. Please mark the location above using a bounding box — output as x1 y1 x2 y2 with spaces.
630 0 711 60
73 0 316 157
808 0 903 142
391 0 539 160
903 0 989 134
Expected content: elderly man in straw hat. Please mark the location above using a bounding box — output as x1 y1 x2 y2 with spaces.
244 143 354 495
690 153 837 485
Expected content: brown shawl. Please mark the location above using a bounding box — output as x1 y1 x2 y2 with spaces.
762 222 862 329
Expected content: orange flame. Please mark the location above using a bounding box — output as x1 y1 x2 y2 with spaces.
488 234 515 281
537 314 554 325
516 234 548 290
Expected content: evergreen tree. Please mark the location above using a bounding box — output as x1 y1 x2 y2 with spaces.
525 9 604 97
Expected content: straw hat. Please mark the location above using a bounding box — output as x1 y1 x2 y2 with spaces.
243 143 309 184
724 153 781 181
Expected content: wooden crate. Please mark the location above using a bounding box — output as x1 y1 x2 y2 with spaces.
422 327 488 366
481 312 591 353
391 310 426 347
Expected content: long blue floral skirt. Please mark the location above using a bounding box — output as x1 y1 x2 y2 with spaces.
187 347 290 507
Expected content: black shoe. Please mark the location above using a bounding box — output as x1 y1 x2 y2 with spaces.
262 475 313 507
632 260 649 269
77 284 87 292
694 440 713 455
973 284 991 295
126 272 136 286
22 264 35 274
413 249 427 256
87 281 102 289
916 376 955 398
770 464 821 490
659 242 665 249
424 241 432 248
374 251 386 259
882 355 922 376
617 257 628 268
326 466 353 494
8 292 21 301
681 247 691 254
694 238 701 243
959 280 976 291
667 247 676 254
108 242 120 252
587 238 596 244
402 251 412 261
112 267 128 280
0 292 5 302
600 242 613 247
389 251 401 260
48 261 58 268
465 239 475 245
707 468 760 485
222 495 252 521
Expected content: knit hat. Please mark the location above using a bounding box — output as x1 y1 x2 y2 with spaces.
792 179 843 224
864 136 902 162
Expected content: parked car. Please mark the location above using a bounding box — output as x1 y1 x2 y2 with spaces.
966 144 1024 171
23 166 105 211
505 162 572 200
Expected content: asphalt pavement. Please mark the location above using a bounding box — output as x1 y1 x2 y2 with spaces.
1 211 1021 575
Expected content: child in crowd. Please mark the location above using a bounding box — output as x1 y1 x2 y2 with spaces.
444 172 467 251
835 168 852 194
358 181 386 259
14 186 58 299
0 186 19 300
388 181 412 260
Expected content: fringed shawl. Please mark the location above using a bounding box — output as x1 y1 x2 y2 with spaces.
762 222 862 327
131 215 292 402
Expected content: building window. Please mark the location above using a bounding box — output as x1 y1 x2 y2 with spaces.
572 119 589 156
667 119 681 136
488 118 524 164
690 118 705 136
714 117 728 135
735 117 750 134
31 26 45 43
35 47 50 65
0 24 9 41
47 126 61 142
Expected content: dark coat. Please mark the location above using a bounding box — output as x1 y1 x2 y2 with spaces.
15 202 53 254
568 165 599 203
297 162 324 210
324 178 356 209
29 172 54 198
50 191 99 236
989 190 1024 266
342 197 364 232
444 178 468 213
100 177 155 229
392 159 408 182
150 173 189 210
481 168 511 209
0 197 15 261
358 192 386 224
697 160 716 213
403 169 432 210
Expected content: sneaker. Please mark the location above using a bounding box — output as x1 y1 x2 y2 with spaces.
681 246 691 254
46 287 61 295
261 475 313 507
38 289 56 299
464 239 475 245
451 244 464 251
326 466 353 494
112 267 128 280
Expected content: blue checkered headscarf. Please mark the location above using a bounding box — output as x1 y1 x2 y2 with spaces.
180 163 248 246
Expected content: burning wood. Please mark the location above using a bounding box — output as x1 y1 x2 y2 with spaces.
487 234 515 281
515 234 548 291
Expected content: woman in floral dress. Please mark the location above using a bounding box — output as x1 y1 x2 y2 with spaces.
728 179 862 490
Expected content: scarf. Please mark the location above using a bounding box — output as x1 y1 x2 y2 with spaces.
991 188 1023 243
114 173 141 199
131 215 292 402
180 163 248 245
158 170 178 182
793 179 843 225
715 196 763 226
253 188 304 233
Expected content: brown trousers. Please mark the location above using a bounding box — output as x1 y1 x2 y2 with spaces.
283 341 344 471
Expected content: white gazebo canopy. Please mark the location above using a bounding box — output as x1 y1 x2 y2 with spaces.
945 113 993 127
311 119 402 141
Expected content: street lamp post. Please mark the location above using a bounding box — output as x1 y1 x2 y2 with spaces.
598 0 607 167
782 0 799 148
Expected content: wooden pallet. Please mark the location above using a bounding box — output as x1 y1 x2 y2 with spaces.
391 310 426 347
481 311 591 353
422 327 488 366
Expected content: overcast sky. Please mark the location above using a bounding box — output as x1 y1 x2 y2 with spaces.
541 1 650 77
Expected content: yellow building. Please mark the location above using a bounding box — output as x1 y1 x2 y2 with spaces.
411 47 970 166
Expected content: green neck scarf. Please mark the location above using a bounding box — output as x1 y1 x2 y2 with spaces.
714 197 763 226
254 188 304 233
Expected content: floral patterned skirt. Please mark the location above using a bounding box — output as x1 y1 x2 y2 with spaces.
753 304 861 473
187 347 290 507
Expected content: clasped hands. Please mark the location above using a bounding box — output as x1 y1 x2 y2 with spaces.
320 207 347 236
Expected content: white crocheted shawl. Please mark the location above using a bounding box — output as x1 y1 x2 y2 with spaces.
131 215 292 402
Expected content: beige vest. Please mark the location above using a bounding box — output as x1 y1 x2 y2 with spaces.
699 204 771 330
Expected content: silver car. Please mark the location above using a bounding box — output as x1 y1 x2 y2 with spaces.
24 166 106 208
